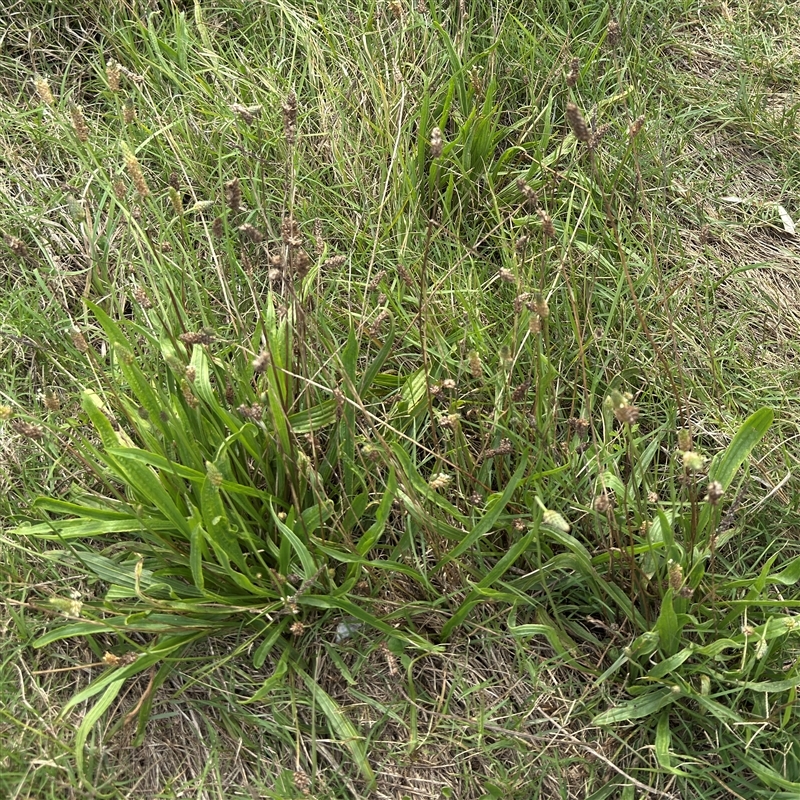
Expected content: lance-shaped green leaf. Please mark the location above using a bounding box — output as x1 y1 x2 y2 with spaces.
593 687 679 725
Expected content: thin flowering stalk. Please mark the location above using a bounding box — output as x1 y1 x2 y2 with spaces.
704 480 725 612
281 90 298 237
581 94 687 431
417 126 446 450
679 444 707 566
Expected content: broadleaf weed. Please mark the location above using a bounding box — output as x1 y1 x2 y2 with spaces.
2 1 799 797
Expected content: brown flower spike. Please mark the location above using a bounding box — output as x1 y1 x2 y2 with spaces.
566 103 591 143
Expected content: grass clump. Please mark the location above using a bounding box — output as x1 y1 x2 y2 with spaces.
2 0 800 798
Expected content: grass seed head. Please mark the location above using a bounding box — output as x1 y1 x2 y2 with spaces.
537 208 555 238
430 126 443 158
106 60 121 91
238 222 264 243
468 350 483 378
566 102 591 143
370 309 390 336
313 219 325 254
43 390 61 412
593 492 613 513
33 74 54 106
568 417 589 438
517 177 539 208
607 390 637 422
49 597 82 616
607 19 621 47
224 177 242 213
668 562 684 592
4 234 28 257
169 186 183 216
628 114 645 138
123 97 136 124
566 57 580 88
614 403 640 425
706 480 724 505
282 216 302 247
70 326 89 353
67 196 83 222
589 122 612 149
682 450 706 473
293 770 311 796
121 142 150 198
252 351 270 373
293 247 311 277
497 437 513 454
323 254 346 270
396 262 414 286
485 438 514 459
238 403 263 420
283 90 297 145
230 102 262 124
181 380 198 408
439 412 461 428
361 442 382 462
428 472 452 491
117 62 144 85
165 355 182 373
381 641 399 675
69 104 89 141
368 269 387 292
512 380 530 402
11 419 45 440
211 216 224 237
180 329 216 346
